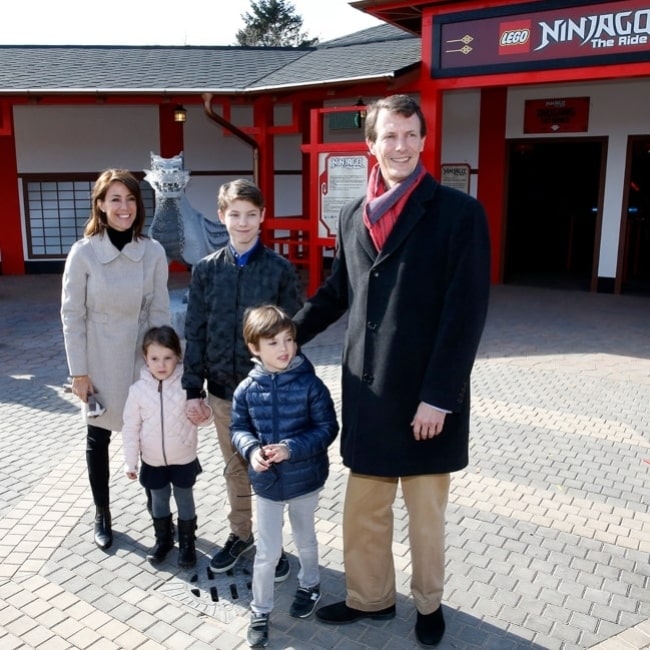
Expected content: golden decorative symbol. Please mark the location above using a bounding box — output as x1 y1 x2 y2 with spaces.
445 45 473 54
447 35 474 45
445 34 474 54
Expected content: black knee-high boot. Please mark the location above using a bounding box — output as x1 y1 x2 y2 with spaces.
87 425 112 550
178 517 197 568
147 489 175 536
147 515 174 565
94 507 112 550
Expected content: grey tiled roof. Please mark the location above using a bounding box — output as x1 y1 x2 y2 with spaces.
3 46 307 92
250 26 420 90
316 23 414 48
0 25 420 94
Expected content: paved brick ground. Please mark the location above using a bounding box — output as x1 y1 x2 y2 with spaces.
0 273 649 649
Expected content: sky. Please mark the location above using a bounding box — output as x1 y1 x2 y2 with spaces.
0 0 384 46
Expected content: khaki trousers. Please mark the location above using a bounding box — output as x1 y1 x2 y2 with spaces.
343 472 450 615
208 393 253 540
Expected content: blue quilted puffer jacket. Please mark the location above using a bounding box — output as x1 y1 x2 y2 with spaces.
230 354 339 501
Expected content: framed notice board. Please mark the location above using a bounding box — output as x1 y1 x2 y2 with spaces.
441 163 471 194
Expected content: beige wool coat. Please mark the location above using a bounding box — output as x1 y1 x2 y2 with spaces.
61 233 170 432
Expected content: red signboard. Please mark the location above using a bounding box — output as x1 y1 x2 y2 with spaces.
524 97 590 133
433 0 650 76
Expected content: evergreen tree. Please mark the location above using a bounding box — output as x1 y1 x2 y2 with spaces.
236 0 318 48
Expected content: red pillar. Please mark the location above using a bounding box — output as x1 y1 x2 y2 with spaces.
477 87 507 285
420 86 443 178
0 101 24 274
159 104 185 158
419 11 443 178
158 104 187 272
255 97 274 217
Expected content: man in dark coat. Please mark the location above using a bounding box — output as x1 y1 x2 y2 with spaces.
293 94 490 647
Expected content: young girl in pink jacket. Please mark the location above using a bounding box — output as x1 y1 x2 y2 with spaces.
122 325 210 568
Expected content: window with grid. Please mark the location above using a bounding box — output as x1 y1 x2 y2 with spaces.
23 176 154 259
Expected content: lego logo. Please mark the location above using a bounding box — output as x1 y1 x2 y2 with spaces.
500 29 530 46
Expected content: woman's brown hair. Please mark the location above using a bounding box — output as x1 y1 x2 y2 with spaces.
84 169 147 238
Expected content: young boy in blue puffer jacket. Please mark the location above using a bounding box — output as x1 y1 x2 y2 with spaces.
230 304 338 649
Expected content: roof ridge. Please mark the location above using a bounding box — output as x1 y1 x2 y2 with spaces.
0 27 420 95
0 43 316 51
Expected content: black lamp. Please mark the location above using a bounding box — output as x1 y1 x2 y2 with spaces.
173 105 187 123
354 98 366 129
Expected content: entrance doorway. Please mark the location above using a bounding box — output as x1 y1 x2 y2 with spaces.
619 137 650 295
503 140 603 291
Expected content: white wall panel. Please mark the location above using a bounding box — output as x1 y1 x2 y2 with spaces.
14 105 159 173
507 78 650 138
275 134 302 169
274 175 302 217
441 90 481 168
182 105 254 171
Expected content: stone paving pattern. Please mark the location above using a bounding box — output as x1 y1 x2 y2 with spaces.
0 273 649 649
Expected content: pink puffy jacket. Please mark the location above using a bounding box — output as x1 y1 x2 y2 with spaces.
122 364 200 475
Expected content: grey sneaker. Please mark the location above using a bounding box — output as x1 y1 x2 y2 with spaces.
209 533 254 572
274 551 290 583
247 611 269 648
289 584 321 618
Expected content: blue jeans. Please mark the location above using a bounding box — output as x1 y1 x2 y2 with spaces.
251 489 321 614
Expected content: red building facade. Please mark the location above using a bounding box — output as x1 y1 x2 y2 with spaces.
1 1 650 294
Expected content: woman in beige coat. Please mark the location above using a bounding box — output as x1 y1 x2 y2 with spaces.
61 169 170 550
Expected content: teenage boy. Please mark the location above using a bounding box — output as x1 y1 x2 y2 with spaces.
183 179 303 579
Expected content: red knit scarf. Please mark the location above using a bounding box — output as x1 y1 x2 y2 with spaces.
363 161 426 251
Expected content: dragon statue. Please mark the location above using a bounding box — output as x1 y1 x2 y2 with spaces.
144 152 228 267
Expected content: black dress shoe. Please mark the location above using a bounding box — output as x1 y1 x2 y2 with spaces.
315 600 396 624
415 606 445 646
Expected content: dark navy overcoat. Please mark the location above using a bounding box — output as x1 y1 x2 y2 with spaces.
294 173 490 477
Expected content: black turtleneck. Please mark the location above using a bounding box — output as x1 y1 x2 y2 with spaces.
106 226 134 251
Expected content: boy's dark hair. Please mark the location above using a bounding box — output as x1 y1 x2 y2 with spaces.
142 325 183 359
364 94 427 143
218 178 265 212
243 305 297 348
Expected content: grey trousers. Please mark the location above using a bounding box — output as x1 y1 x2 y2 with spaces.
251 489 321 614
